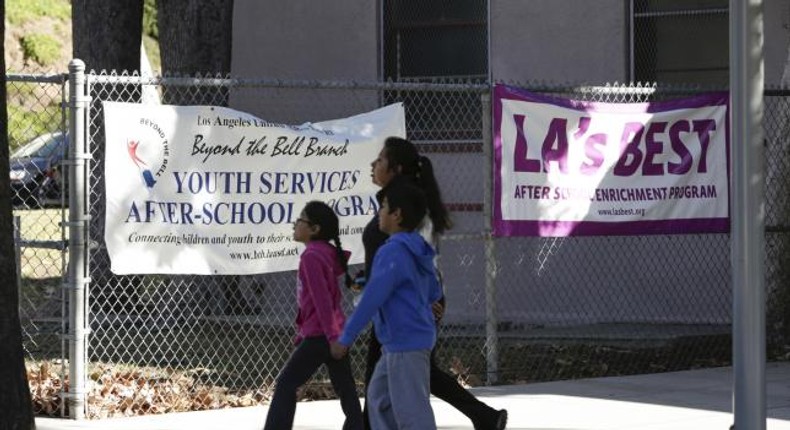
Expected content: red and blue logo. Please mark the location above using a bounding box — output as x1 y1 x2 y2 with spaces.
127 140 157 188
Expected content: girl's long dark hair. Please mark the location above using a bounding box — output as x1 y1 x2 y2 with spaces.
302 201 352 288
381 136 452 234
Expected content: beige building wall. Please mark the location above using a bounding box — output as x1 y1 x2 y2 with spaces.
764 0 790 86
225 2 789 326
490 0 628 83
231 2 790 91
229 1 380 124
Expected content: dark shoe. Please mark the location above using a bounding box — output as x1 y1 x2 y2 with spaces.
494 409 508 430
474 409 508 430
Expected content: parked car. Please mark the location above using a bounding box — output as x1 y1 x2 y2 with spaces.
9 131 68 208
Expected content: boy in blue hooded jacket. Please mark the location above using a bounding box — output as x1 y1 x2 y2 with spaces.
331 178 442 430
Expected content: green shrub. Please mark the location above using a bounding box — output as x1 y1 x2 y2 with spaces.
143 35 162 74
20 34 62 67
144 0 159 39
143 0 162 74
7 104 64 152
6 0 71 25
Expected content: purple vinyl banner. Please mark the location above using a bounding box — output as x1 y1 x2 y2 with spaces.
493 84 730 237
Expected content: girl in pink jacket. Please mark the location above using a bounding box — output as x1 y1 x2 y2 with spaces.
263 201 362 430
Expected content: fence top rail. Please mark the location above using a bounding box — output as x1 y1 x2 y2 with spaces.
13 69 787 96
6 73 67 84
5 67 790 96
83 73 736 97
500 80 729 95
86 73 492 93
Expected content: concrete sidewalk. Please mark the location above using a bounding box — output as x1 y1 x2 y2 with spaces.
37 362 790 430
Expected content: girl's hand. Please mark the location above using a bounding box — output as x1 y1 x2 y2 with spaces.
330 341 348 359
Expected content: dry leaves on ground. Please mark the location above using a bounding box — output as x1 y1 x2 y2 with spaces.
27 361 271 418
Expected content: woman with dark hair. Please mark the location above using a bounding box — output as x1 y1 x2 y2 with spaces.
357 136 508 430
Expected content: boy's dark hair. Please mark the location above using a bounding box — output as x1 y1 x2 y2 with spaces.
381 176 427 231
302 201 352 287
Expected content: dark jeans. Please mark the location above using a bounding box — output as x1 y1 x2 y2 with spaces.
264 336 363 430
362 330 496 430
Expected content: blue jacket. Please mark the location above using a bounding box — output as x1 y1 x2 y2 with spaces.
339 231 442 353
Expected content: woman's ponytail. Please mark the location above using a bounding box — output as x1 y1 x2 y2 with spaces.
416 155 452 234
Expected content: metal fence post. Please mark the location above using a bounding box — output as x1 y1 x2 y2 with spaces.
66 59 91 420
730 1 766 429
481 91 499 385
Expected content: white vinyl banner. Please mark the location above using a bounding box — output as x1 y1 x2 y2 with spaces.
103 102 405 275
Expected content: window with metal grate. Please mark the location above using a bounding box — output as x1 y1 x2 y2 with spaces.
631 0 728 85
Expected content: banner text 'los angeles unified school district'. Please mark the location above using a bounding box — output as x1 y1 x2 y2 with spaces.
493 84 729 237
104 103 405 275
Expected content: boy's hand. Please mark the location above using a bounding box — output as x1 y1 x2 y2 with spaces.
330 341 348 359
432 301 445 321
351 270 366 292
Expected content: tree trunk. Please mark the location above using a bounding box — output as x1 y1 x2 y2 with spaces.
156 0 237 311
157 0 234 105
0 3 36 428
157 0 233 75
73 1 145 320
72 0 143 72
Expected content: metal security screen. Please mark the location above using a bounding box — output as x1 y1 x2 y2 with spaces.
632 0 728 85
383 0 488 82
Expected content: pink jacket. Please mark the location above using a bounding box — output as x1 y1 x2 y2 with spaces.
295 241 349 343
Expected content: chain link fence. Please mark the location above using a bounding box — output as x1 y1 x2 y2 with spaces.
763 88 790 354
9 68 790 418
7 72 69 416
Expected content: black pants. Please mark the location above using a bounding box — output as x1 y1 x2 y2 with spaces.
264 336 363 430
362 330 495 430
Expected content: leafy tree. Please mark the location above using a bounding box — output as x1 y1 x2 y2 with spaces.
0 1 37 428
